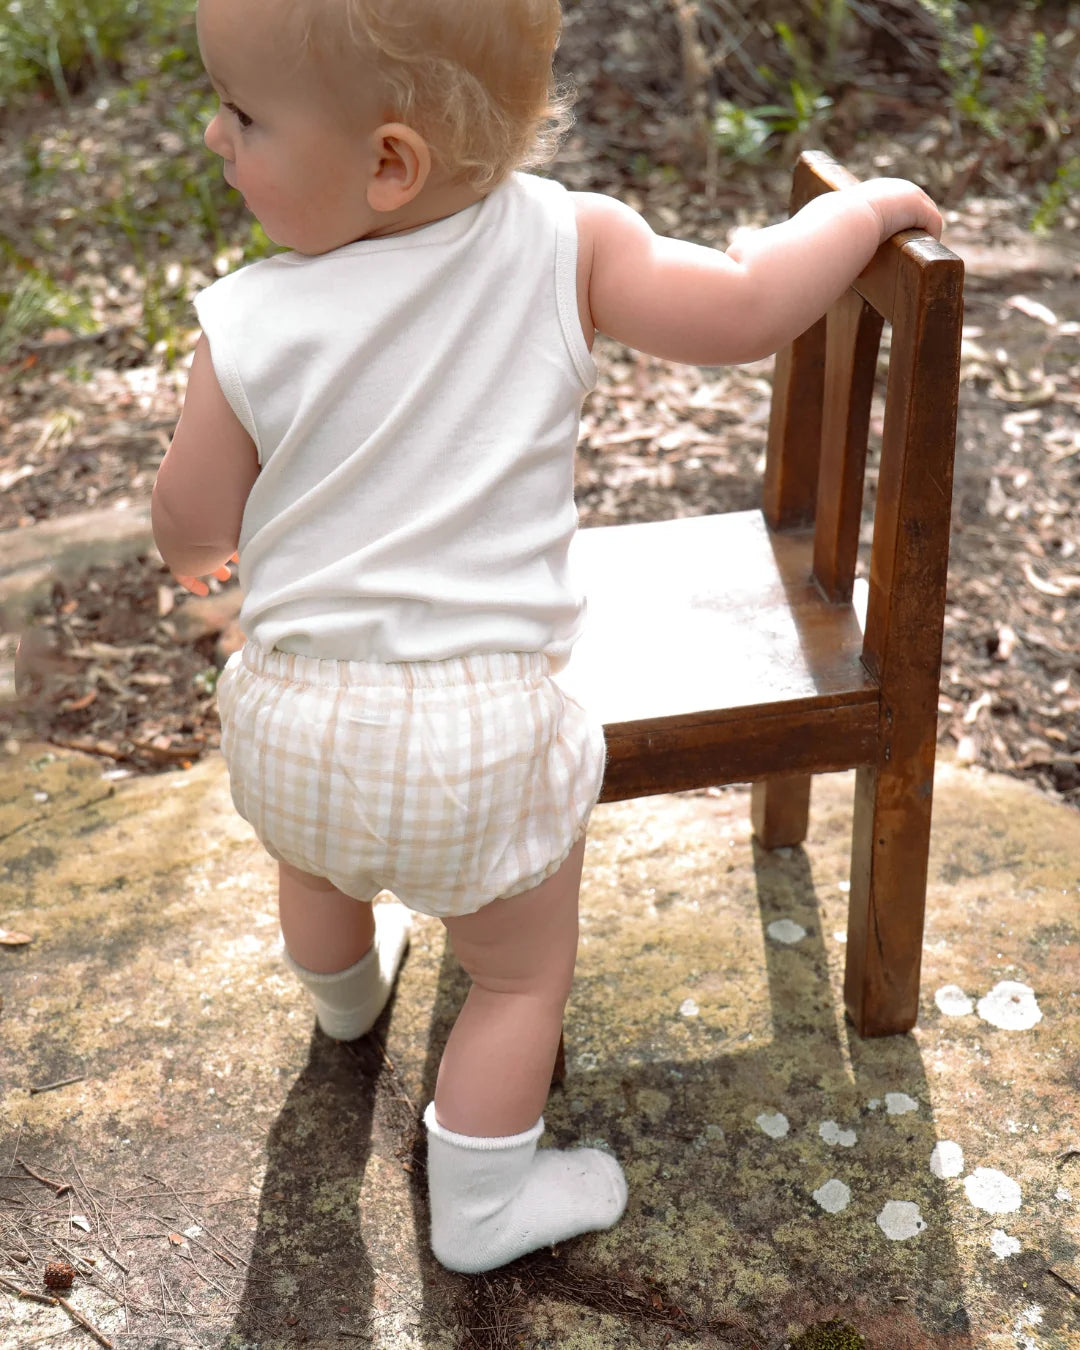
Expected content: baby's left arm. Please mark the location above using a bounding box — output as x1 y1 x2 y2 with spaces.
152 334 260 594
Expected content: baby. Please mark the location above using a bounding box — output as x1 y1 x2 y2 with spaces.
152 0 942 1275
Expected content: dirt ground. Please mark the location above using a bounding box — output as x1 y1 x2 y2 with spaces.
1 0 1078 807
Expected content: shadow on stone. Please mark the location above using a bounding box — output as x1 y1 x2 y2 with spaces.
398 838 972 1348
227 1026 383 1345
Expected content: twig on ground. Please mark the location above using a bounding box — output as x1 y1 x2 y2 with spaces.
47 737 131 763
363 1033 419 1118
1047 1266 1080 1298
17 1159 72 1196
99 1247 130 1275
160 1272 209 1350
7 1123 23 1176
139 1174 249 1268
0 1269 118 1349
29 1075 85 1096
0 1271 56 1304
55 1292 118 1349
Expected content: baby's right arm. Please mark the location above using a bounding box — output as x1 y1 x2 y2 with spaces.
573 178 942 366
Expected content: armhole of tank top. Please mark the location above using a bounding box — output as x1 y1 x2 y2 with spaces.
552 188 598 393
194 288 264 462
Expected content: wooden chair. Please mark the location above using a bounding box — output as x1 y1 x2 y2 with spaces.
561 150 964 1044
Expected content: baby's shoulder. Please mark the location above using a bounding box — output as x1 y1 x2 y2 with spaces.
200 251 296 297
567 191 647 282
195 252 319 331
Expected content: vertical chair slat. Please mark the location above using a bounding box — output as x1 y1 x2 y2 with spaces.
762 319 826 530
760 151 842 532
843 238 964 1034
812 291 885 602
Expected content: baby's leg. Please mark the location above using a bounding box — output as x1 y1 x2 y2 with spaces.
278 861 410 1040
279 861 375 971
435 837 584 1135
424 838 627 1272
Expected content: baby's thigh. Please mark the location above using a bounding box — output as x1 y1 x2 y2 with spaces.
442 835 585 999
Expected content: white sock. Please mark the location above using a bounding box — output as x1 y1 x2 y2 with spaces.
423 1101 628 1273
282 903 411 1040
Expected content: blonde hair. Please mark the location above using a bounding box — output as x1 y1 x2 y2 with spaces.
302 0 574 189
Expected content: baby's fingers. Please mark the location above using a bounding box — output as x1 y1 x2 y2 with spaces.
211 553 239 582
175 575 210 597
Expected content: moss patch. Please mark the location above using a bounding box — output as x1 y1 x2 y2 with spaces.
790 1321 867 1350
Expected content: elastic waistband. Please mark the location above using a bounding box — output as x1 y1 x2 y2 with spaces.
238 642 553 690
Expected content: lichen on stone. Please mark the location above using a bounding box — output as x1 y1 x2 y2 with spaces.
789 1320 867 1350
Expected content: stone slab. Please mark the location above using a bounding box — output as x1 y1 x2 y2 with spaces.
1 746 1078 1348
0 504 155 631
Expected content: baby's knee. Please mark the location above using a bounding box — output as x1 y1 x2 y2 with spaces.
475 963 576 1007
448 931 576 1005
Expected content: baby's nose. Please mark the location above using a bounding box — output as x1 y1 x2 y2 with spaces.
204 110 229 157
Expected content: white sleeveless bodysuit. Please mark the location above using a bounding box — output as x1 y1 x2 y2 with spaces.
194 172 597 667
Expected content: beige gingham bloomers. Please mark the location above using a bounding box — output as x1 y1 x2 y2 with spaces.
215 643 606 918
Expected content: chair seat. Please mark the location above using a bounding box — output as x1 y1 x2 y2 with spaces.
561 511 881 801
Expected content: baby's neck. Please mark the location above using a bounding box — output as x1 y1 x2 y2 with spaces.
362 175 489 241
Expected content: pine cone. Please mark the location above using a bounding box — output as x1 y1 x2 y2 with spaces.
43 1260 75 1290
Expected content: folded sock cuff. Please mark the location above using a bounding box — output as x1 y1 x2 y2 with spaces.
281 944 375 985
423 1101 544 1151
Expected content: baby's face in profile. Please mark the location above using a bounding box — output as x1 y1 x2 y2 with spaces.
196 0 391 254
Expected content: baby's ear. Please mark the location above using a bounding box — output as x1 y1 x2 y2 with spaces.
367 122 431 212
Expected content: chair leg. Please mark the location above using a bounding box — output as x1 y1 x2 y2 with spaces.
751 776 811 848
843 763 932 1036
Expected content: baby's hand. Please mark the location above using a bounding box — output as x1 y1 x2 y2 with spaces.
173 553 237 597
855 178 943 246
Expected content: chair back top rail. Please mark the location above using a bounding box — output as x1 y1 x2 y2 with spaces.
764 152 964 537
794 151 960 323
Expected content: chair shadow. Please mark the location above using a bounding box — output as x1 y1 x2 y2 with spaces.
402 828 972 1348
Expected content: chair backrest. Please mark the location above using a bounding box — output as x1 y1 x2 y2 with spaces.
763 152 964 692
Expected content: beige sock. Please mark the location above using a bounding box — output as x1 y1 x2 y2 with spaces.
282 902 411 1039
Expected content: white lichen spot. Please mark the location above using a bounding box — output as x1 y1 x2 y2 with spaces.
819 1120 857 1148
934 984 974 1016
930 1140 965 1178
1055 1186 1072 1202
574 1051 598 1071
990 1229 1021 1259
756 1111 789 1139
977 981 1042 1030
1013 1305 1043 1349
867 1098 881 1111
813 1179 851 1213
964 1167 1022 1214
876 1200 927 1240
679 997 700 1017
885 1092 919 1115
767 919 807 945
